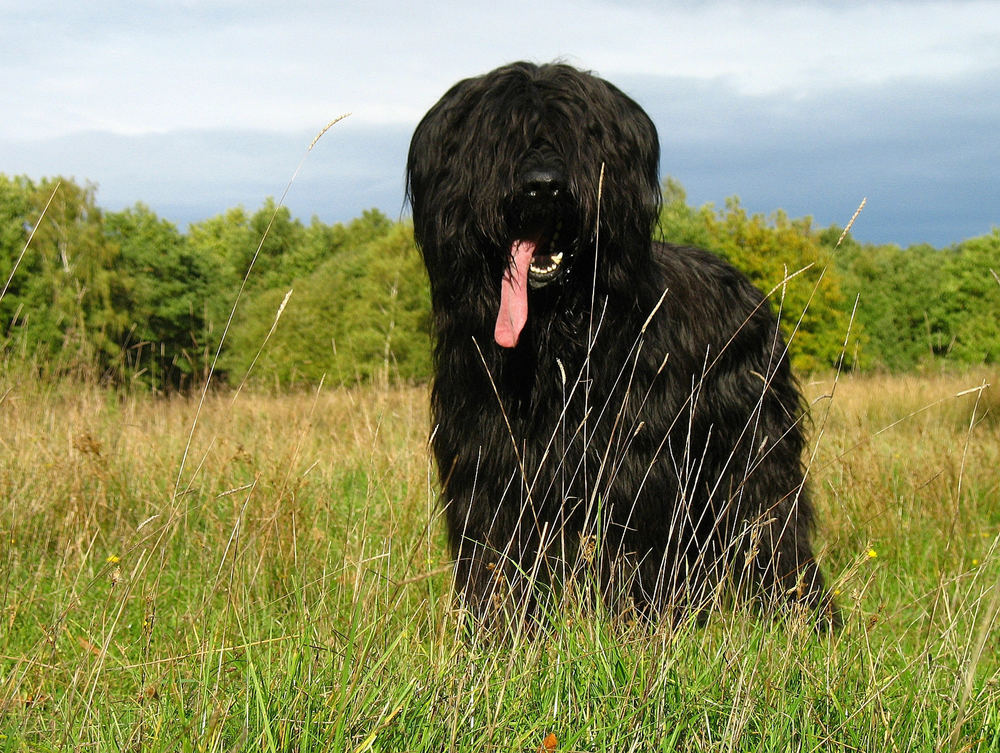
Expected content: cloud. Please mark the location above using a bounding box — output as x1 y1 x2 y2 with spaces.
4 65 995 247
630 69 1000 244
1 1 997 246
5 0 1000 138
0 121 411 228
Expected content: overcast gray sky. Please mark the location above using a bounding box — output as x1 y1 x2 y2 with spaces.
2 0 999 246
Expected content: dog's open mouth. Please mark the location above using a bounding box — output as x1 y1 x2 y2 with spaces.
495 220 573 349
494 165 576 348
525 219 566 287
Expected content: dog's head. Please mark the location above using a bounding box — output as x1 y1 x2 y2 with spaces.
406 62 661 347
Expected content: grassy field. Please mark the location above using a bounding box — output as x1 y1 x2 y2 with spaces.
1 369 998 751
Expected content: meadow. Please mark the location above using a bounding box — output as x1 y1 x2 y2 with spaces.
1 369 998 751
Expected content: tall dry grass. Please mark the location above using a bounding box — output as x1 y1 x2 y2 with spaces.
1 368 997 750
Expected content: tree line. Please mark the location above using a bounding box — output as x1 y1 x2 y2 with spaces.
1 174 997 391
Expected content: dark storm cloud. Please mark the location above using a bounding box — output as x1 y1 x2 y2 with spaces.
624 70 1000 245
2 68 996 247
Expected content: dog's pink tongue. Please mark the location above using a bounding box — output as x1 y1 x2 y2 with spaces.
494 240 534 348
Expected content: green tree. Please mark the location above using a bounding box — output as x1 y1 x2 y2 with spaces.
224 221 432 386
657 177 714 249
0 175 120 373
939 230 1000 364
830 229 1000 370
187 206 256 285
832 238 938 369
245 198 306 290
0 175 34 329
660 188 855 372
104 204 231 389
283 208 396 285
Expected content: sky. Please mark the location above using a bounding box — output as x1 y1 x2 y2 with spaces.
2 0 999 247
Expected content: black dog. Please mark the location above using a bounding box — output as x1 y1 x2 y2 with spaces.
407 61 836 629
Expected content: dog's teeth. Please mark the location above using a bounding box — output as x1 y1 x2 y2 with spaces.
529 251 565 276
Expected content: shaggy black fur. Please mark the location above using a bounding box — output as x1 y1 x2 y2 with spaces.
407 61 836 629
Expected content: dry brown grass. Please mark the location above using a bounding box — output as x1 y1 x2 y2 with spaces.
1 370 997 750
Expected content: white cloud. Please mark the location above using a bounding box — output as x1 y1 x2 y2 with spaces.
3 0 999 139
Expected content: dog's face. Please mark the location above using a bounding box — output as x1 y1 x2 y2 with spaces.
407 62 661 346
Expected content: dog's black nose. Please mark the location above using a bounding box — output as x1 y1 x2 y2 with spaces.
521 168 564 202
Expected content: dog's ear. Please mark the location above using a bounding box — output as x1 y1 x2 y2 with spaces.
406 75 487 248
406 91 450 241
596 80 661 212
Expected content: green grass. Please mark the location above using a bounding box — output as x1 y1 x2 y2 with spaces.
1 370 998 751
